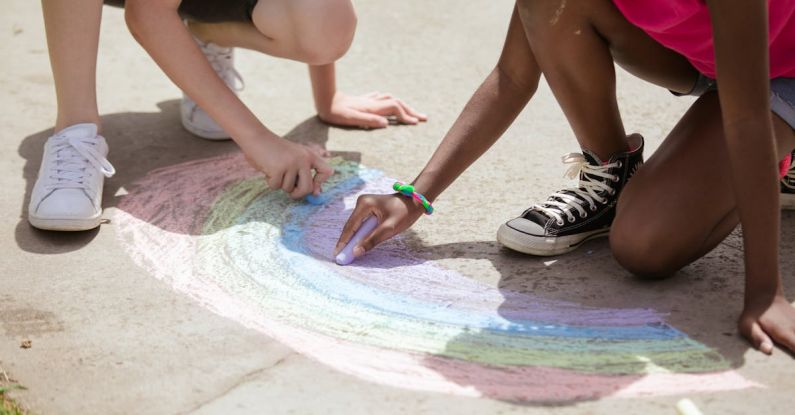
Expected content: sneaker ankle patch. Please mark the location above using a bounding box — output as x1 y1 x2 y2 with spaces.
780 153 792 179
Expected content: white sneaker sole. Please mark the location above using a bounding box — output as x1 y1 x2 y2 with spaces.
496 223 610 257
181 116 231 141
782 193 795 210
28 212 103 231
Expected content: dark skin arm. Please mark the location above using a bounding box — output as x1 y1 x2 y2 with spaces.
706 0 795 354
335 7 540 257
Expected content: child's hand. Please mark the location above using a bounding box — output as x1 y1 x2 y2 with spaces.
334 193 426 258
318 91 428 130
241 137 334 199
739 294 795 355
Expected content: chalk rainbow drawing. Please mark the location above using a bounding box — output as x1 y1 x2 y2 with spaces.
114 153 757 402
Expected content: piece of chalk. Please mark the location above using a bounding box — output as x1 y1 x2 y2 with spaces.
335 216 379 265
676 399 704 415
304 194 325 205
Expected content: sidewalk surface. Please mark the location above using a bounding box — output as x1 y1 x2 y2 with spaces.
2 1 794 414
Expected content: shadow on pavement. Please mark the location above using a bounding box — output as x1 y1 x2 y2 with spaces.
405 216 795 404
15 99 332 254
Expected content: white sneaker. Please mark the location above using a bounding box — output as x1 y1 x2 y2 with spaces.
181 37 244 140
28 123 115 231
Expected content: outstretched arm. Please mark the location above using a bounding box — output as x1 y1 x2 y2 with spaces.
335 6 541 256
706 0 795 354
409 7 540 203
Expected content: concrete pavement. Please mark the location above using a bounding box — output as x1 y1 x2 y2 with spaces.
1 1 794 414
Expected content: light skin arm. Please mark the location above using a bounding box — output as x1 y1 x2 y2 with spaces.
706 0 795 353
246 0 426 129
308 63 428 129
124 0 332 198
335 7 540 256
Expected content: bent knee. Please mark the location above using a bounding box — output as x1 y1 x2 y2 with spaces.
300 0 356 64
257 0 357 65
124 0 175 43
515 0 589 39
610 217 682 280
514 0 555 37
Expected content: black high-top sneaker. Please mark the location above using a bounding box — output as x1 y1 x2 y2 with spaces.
782 150 795 210
497 134 644 256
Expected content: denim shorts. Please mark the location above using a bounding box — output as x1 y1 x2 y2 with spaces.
677 74 795 131
771 78 795 131
675 75 795 175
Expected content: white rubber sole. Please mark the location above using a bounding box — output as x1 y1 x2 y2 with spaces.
782 193 795 210
496 223 610 257
28 213 102 231
181 115 231 141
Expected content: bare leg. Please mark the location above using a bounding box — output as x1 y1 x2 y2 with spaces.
514 0 698 160
42 0 104 131
611 97 795 278
509 0 795 273
30 1 113 232
176 0 357 140
494 0 705 257
187 0 356 65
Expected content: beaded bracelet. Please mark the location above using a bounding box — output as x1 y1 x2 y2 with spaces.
393 182 434 215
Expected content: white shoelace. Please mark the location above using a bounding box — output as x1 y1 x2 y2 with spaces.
532 153 621 225
46 135 115 192
784 159 795 190
200 41 244 92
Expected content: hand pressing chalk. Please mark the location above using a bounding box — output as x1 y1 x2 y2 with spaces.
335 216 379 265
305 193 326 205
334 193 427 265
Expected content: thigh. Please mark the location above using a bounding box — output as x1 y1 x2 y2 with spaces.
251 0 355 63
589 0 699 93
517 0 698 94
252 0 354 40
612 92 795 276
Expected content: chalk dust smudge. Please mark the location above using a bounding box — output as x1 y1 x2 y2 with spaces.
113 153 757 402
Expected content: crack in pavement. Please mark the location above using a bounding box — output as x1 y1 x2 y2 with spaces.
179 351 297 414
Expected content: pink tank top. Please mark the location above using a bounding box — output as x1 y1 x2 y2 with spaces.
611 0 795 79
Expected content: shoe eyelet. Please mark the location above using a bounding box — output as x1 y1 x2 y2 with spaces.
617 161 623 168
590 205 597 211
612 175 620 182
609 189 616 195
556 220 565 226
579 212 587 218
567 216 575 223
